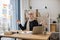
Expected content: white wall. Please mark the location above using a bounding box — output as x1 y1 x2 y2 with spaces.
21 0 60 22
21 0 60 23
31 0 60 21
20 0 29 25
57 0 60 16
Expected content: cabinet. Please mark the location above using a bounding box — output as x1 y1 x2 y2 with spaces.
50 23 57 32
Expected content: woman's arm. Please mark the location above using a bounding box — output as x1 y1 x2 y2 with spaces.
18 24 26 30
18 21 27 30
34 20 43 26
16 20 26 30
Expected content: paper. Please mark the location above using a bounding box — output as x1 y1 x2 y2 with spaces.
19 31 32 34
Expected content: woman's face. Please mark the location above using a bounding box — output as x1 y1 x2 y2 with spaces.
28 13 34 19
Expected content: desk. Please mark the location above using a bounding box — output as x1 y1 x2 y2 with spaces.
0 31 52 40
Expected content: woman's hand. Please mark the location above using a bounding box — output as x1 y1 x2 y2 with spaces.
40 20 47 27
16 20 21 24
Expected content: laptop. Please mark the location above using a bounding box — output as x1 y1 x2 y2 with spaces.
32 26 44 34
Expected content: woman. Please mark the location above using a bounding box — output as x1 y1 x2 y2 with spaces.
17 11 41 31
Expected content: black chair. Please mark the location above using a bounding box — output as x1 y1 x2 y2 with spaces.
49 33 59 40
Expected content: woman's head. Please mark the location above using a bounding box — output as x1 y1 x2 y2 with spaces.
28 11 34 19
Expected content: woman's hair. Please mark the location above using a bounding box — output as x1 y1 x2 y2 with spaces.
28 10 34 15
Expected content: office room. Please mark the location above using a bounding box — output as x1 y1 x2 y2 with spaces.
0 0 60 40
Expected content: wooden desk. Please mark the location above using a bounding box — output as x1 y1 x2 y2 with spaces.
0 31 52 40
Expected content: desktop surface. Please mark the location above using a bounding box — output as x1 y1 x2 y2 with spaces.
0 30 52 40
